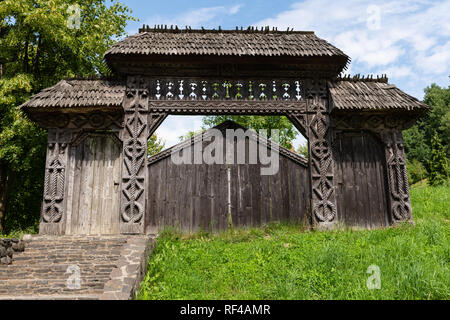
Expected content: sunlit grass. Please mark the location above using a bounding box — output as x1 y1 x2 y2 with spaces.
138 183 449 300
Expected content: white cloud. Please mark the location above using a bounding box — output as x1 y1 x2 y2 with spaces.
154 116 204 148
145 4 243 29
255 0 450 99
376 66 413 78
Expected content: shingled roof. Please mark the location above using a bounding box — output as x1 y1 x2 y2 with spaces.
106 26 348 59
20 79 125 110
20 77 429 113
329 77 429 112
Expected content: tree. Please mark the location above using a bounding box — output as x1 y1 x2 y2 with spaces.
0 0 135 234
428 131 449 186
147 134 165 156
403 83 449 176
179 129 205 142
202 115 298 149
297 143 309 160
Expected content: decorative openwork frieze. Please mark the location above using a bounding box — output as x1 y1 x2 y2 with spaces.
380 130 412 222
145 79 305 102
40 129 71 235
120 76 150 234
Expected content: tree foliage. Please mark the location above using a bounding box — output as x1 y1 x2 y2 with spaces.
202 115 298 149
0 0 135 234
404 83 449 185
428 131 449 186
297 143 309 160
147 134 165 157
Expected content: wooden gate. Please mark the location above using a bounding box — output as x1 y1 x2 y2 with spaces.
334 132 390 229
65 133 122 235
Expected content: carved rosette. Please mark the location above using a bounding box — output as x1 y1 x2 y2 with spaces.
120 76 151 234
305 79 338 226
381 130 412 222
40 129 71 235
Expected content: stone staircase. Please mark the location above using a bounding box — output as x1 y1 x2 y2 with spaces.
0 235 153 300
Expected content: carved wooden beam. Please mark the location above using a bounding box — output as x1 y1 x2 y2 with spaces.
40 129 72 235
304 79 338 228
380 130 413 223
120 76 151 234
148 100 306 115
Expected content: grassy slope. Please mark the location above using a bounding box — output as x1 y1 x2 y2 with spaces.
139 184 449 300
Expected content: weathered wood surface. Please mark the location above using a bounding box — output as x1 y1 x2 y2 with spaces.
333 132 389 229
65 133 122 235
146 134 310 233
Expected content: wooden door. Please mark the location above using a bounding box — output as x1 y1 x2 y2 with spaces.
65 133 122 235
334 132 390 228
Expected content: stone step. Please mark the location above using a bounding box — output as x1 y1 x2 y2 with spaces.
0 235 153 300
0 294 100 300
0 270 113 280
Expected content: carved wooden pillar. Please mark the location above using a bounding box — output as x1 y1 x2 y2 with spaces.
40 129 72 235
380 129 413 223
120 76 151 234
304 79 338 228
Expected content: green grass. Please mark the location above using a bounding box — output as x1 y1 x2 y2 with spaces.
138 183 449 300
0 225 38 239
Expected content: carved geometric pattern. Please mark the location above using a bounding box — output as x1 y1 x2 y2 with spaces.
333 114 418 131
382 131 412 221
148 100 307 115
31 112 123 130
120 76 150 233
43 158 65 223
308 107 337 223
41 130 70 225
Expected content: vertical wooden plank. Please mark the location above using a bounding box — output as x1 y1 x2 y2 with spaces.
280 158 290 222
260 174 271 225
352 135 366 227
111 138 122 234
249 163 261 227
342 135 357 226
90 136 102 234
64 146 76 235
70 143 83 235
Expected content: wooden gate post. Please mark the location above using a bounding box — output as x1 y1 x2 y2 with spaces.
380 129 413 224
40 128 72 235
304 79 338 229
120 76 151 234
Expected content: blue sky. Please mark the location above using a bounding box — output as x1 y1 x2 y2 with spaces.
119 0 450 148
